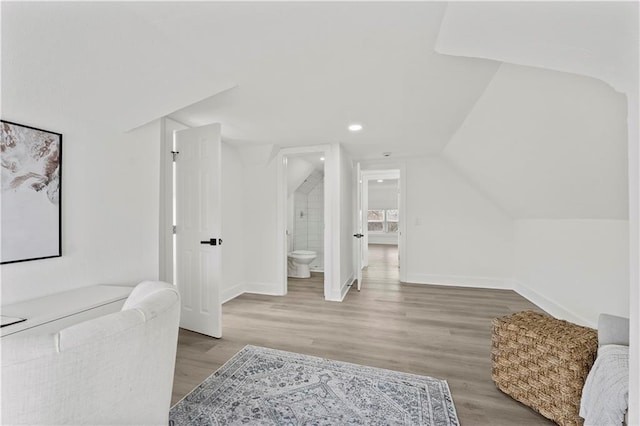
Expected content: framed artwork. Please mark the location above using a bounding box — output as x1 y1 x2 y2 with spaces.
1 120 62 264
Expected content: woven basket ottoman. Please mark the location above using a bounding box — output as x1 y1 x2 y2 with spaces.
491 311 598 426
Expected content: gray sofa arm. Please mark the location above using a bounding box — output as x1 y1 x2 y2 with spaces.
598 314 629 347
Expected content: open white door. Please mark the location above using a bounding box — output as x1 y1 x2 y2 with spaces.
354 163 364 291
362 178 369 268
175 123 222 338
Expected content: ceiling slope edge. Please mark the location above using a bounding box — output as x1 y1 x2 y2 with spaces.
433 2 638 95
125 83 238 133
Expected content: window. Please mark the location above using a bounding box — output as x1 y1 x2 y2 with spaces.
367 209 398 233
367 210 384 232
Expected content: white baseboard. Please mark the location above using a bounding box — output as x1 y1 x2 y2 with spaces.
511 280 595 328
340 274 355 300
403 273 508 289
325 274 355 302
244 281 284 296
367 240 398 245
221 283 245 304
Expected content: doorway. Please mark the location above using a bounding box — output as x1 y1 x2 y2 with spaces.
366 176 400 280
357 166 406 285
277 145 333 299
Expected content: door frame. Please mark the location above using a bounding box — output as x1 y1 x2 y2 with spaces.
276 145 333 299
358 163 407 282
159 117 188 284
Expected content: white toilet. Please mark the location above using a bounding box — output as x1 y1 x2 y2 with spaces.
287 250 317 278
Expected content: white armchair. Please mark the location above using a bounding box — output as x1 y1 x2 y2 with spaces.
1 281 180 425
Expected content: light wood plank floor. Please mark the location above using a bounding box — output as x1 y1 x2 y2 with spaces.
172 244 554 425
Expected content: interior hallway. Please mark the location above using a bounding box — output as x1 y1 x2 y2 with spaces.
172 244 552 425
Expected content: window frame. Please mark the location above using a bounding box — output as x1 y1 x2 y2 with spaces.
367 209 398 234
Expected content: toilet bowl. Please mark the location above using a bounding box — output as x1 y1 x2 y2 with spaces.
287 250 317 278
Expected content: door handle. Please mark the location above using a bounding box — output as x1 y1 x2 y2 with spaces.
353 233 364 238
200 238 223 246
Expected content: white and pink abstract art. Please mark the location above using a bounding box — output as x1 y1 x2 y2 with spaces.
1 121 62 264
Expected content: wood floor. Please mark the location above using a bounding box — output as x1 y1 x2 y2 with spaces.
172 244 554 425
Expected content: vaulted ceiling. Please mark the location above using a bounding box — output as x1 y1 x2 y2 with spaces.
2 1 498 158
2 1 636 220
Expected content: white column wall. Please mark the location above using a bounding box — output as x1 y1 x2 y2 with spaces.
220 142 246 302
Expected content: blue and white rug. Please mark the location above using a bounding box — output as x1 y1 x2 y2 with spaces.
169 345 459 425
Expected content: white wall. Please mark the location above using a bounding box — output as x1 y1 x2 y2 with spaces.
368 233 398 246
241 154 281 295
307 180 324 269
2 120 161 305
404 157 513 288
286 157 314 196
368 183 398 210
436 5 639 418
292 174 324 269
514 220 629 327
293 192 308 250
220 142 245 302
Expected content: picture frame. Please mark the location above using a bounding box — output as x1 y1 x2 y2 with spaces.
1 120 62 264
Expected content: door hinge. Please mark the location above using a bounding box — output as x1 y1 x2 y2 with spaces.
172 225 177 235
171 151 180 162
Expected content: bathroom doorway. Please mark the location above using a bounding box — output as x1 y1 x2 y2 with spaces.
277 145 332 299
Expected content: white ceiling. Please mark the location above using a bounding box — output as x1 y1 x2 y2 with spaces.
2 1 498 159
2 1 635 221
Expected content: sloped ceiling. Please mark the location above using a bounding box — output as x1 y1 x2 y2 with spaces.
435 1 635 221
435 1 639 94
443 64 628 219
1 1 498 158
2 1 634 221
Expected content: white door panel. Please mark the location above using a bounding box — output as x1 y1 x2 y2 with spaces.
175 123 222 338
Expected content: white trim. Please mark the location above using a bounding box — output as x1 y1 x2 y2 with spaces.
326 274 355 302
627 91 639 425
511 280 595 328
367 239 398 245
221 284 245 304
244 281 284 296
362 178 369 266
404 273 508 289
328 144 341 300
341 275 355 300
398 164 407 283
158 117 188 284
158 118 171 283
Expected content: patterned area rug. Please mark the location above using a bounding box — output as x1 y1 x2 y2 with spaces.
170 345 459 425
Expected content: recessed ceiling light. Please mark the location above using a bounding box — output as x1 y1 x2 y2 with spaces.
377 179 384 183
348 123 363 132
320 157 325 161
